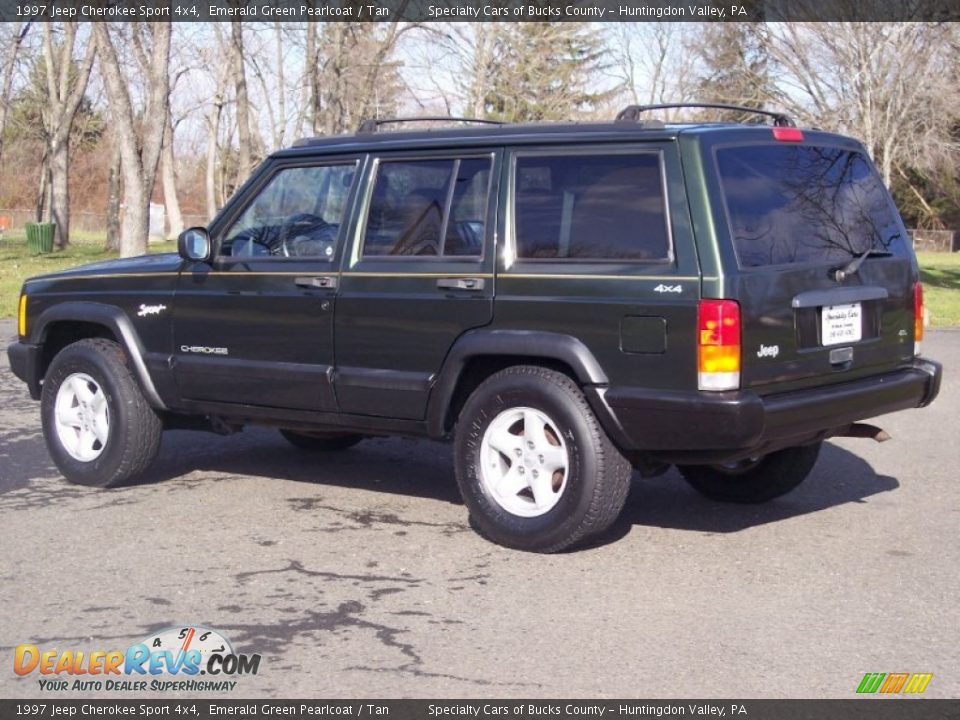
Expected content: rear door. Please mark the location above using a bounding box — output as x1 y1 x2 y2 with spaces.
333 150 500 419
699 131 917 394
495 143 701 393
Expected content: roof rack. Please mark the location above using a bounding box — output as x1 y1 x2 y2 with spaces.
615 103 795 128
357 116 506 134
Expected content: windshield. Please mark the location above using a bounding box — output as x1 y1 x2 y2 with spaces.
716 144 910 268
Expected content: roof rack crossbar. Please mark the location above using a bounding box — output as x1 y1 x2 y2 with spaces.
616 103 795 128
357 116 506 133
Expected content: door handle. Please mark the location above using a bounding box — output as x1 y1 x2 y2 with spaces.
436 277 485 291
295 276 338 289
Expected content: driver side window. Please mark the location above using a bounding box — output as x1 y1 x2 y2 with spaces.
221 162 357 260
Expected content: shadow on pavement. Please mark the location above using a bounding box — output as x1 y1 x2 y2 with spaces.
4 420 899 544
586 442 899 548
129 428 465 505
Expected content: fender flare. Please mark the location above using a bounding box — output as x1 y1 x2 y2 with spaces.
31 302 167 410
426 329 608 438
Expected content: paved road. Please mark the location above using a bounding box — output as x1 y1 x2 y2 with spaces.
1 321 957 699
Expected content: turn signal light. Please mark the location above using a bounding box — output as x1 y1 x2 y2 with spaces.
698 299 741 391
18 293 27 338
914 281 924 355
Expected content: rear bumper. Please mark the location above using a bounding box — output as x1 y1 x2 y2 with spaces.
7 341 42 400
598 359 942 462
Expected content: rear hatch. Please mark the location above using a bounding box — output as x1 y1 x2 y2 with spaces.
704 130 917 394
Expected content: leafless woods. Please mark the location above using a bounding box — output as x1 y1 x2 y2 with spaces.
0 21 957 256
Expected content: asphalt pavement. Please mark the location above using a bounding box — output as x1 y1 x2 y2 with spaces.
1 320 957 699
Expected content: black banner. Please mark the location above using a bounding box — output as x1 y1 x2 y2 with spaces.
2 0 960 23
1 700 959 720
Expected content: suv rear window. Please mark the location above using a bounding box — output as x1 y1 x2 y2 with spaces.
514 152 670 261
717 144 910 268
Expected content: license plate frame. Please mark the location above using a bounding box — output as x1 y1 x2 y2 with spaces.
821 303 862 346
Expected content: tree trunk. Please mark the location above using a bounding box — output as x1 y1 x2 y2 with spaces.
161 116 183 237
205 107 221 219
105 139 121 252
35 155 49 223
0 22 30 169
231 21 252 184
95 23 171 257
119 158 148 259
41 22 96 249
305 22 318 134
48 135 70 249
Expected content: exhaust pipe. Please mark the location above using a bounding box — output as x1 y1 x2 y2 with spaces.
840 423 891 442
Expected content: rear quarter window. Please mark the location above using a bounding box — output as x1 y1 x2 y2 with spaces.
716 144 910 268
513 152 671 261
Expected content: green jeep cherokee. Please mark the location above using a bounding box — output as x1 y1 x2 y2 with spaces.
7 104 943 552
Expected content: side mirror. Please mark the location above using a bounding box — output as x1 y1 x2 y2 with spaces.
178 227 211 262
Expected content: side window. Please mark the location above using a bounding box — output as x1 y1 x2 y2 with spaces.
514 152 670 261
221 163 356 260
362 156 492 258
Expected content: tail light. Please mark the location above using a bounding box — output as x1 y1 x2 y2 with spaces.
914 281 924 355
698 299 741 391
773 127 804 142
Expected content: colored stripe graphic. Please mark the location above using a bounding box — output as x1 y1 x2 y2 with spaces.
857 673 885 693
903 673 934 694
879 673 909 693
857 672 933 694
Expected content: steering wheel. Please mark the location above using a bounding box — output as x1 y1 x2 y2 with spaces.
279 213 329 257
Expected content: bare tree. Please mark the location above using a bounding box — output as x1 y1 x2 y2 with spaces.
41 23 96 249
104 133 121 252
199 25 231 218
246 22 300 150
607 23 699 116
94 22 172 257
305 21 409 135
758 23 959 188
161 115 183 238
408 24 501 117
230 21 254 183
0 21 31 169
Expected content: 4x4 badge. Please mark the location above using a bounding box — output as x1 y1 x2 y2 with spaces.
653 284 682 293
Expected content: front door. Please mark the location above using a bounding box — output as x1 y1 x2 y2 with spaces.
174 158 360 411
334 151 500 419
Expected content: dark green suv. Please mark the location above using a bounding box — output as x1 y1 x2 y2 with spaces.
7 104 943 552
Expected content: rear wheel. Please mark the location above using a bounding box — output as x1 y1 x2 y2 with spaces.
678 443 821 503
41 338 162 487
280 430 364 452
454 366 632 553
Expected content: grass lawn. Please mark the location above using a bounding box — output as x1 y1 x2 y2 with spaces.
917 251 960 327
0 230 175 319
0 230 958 326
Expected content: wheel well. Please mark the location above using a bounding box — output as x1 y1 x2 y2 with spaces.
443 355 580 434
40 322 118 379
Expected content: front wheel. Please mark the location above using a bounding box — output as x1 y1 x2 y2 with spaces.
454 366 632 553
677 443 821 504
41 338 163 487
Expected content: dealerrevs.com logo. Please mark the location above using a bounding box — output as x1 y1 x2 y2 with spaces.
14 626 260 692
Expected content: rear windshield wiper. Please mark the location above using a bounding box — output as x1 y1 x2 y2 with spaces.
833 246 893 281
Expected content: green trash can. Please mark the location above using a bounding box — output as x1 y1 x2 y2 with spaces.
25 222 55 254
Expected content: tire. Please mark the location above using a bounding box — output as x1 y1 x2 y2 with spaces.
41 338 163 487
280 430 364 452
454 366 632 553
677 442 822 504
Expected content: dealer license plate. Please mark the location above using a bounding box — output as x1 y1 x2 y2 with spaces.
821 303 862 346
